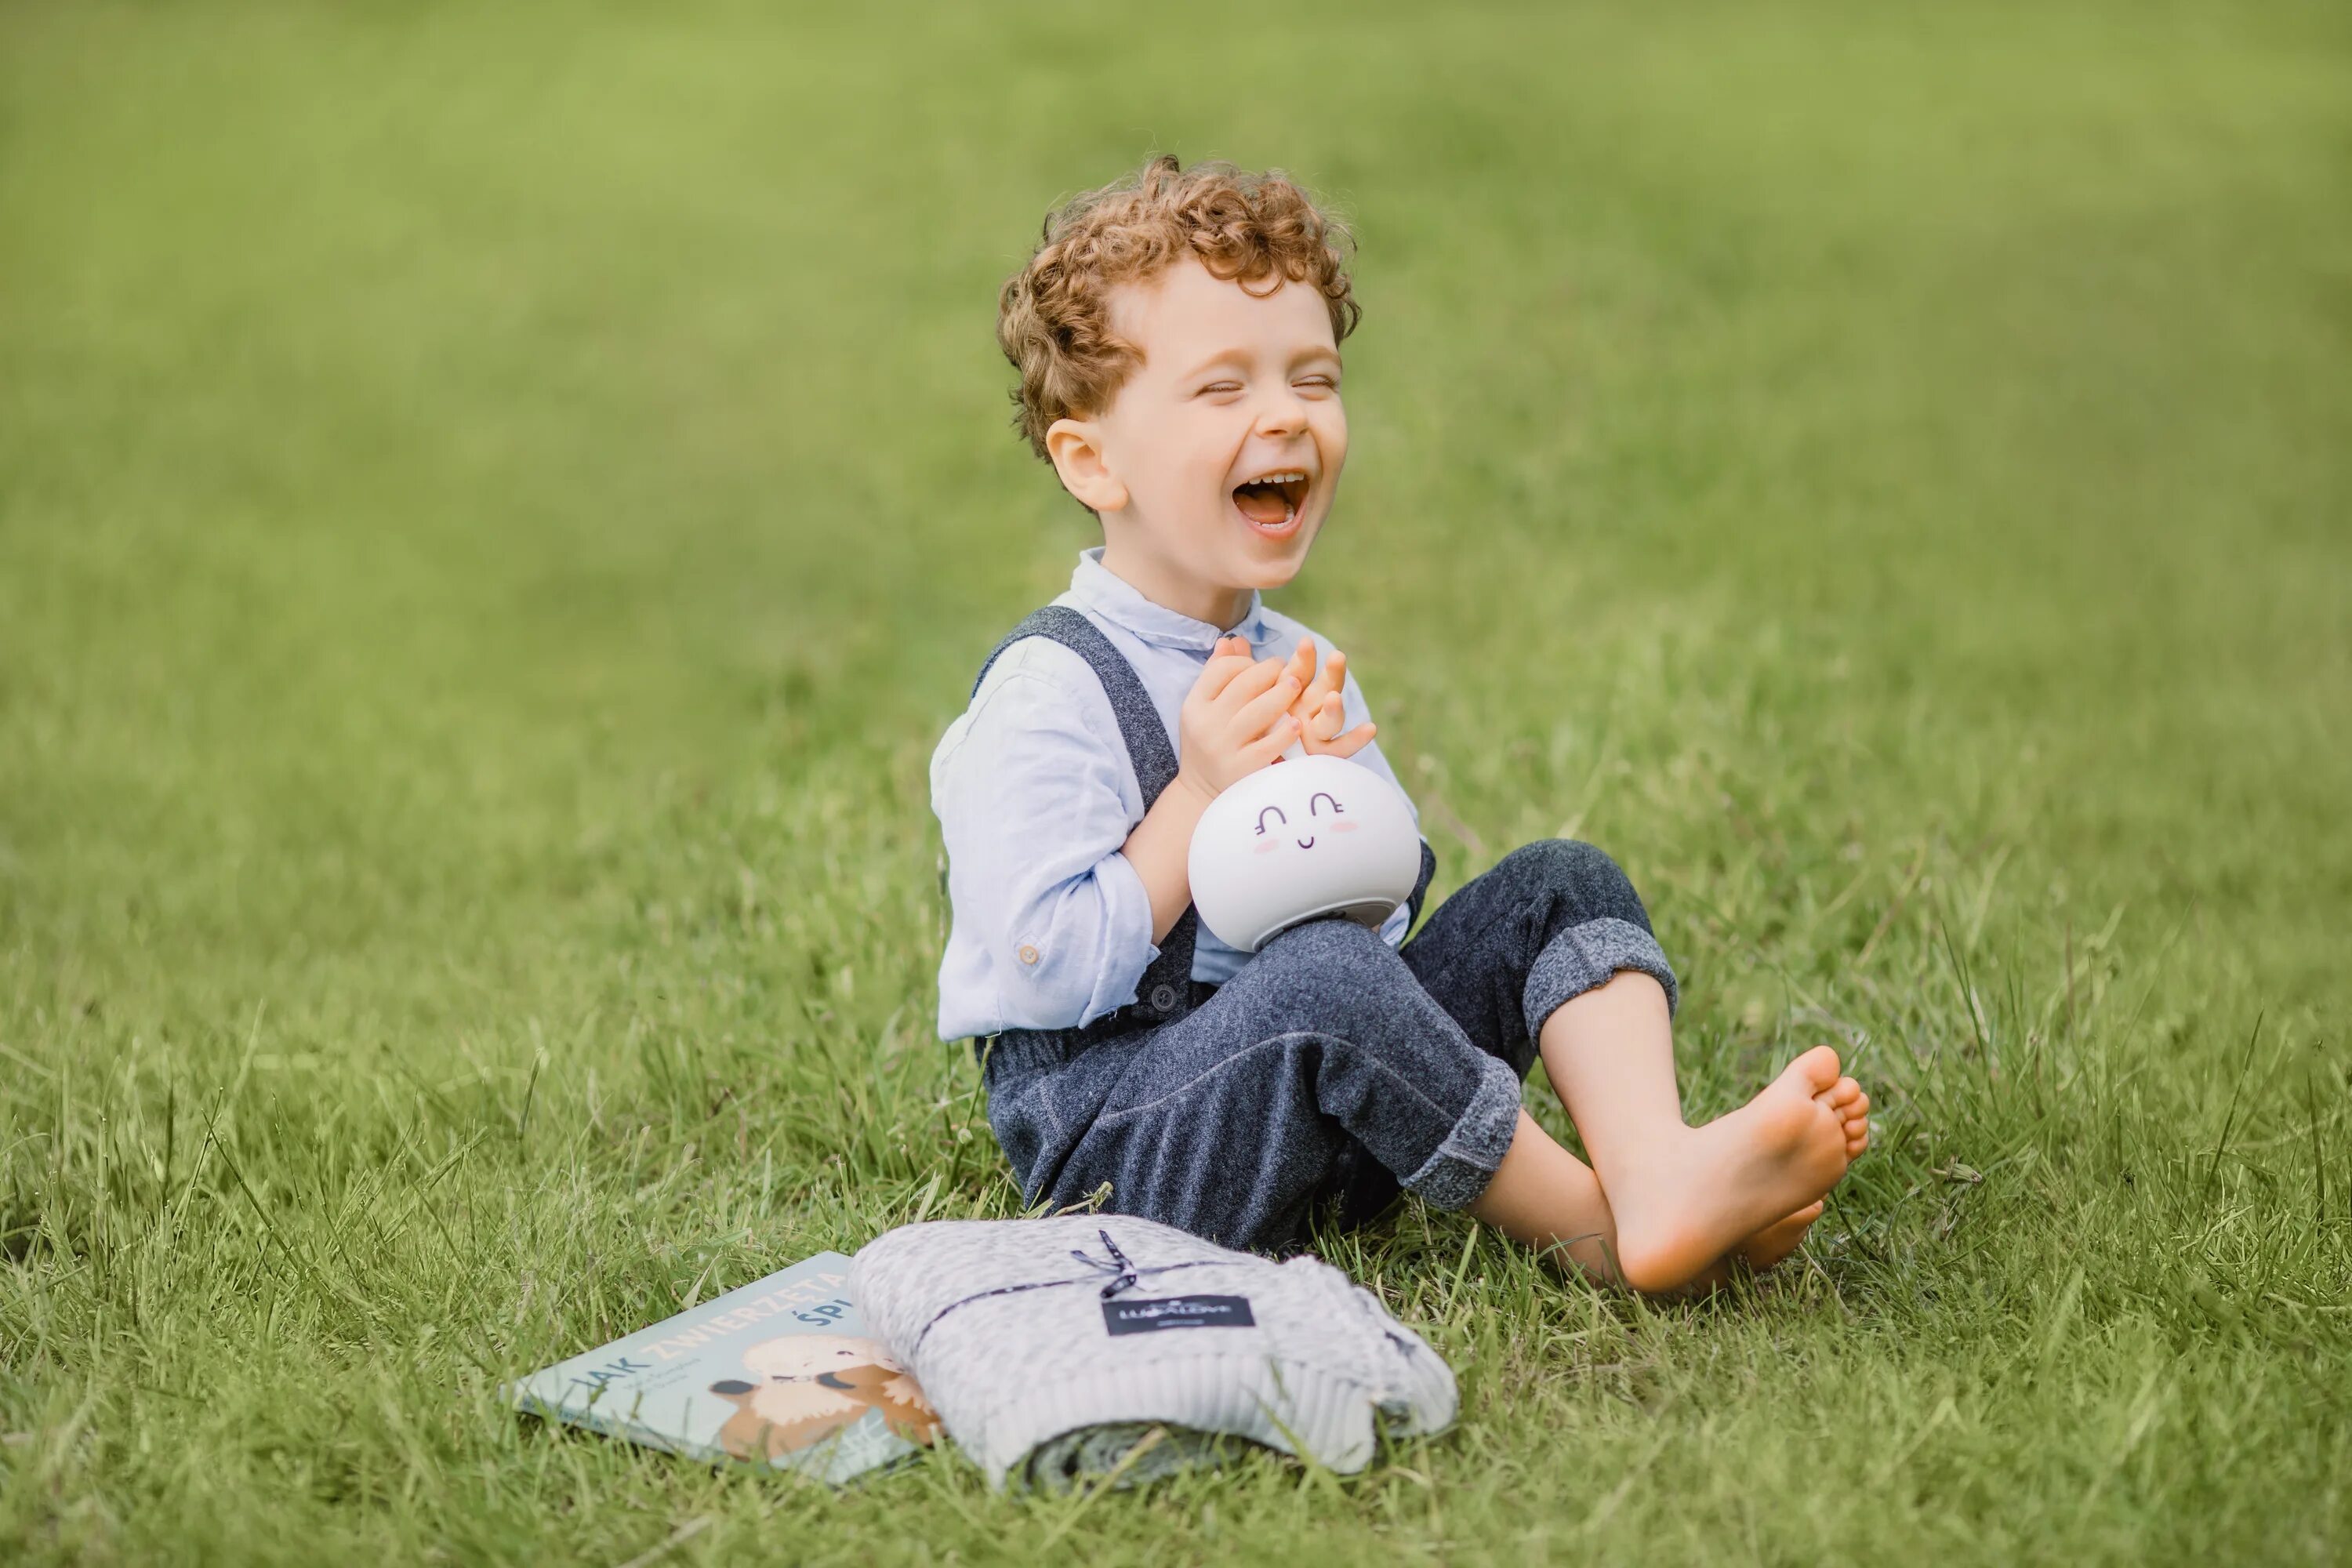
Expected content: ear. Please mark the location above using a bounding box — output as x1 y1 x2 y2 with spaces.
1045 416 1128 514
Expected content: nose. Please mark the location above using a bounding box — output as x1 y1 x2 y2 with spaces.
1254 382 1309 437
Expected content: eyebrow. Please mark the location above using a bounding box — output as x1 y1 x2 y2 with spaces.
1180 345 1344 380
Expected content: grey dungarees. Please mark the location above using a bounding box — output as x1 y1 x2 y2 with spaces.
967 605 1682 1255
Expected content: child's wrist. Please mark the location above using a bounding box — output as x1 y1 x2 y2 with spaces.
1171 767 1220 812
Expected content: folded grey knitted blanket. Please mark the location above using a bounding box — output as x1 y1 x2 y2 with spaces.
848 1214 1457 1491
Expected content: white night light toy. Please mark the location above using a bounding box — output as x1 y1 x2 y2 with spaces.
1186 744 1422 953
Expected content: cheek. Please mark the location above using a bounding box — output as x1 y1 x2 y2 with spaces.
1254 839 1279 855
1107 404 1200 498
1197 416 1253 495
1329 820 1359 833
1316 407 1348 473
1195 447 1235 503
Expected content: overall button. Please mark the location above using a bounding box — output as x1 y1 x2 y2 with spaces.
1149 983 1178 1011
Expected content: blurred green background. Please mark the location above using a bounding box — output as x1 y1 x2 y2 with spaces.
3 1 2348 1563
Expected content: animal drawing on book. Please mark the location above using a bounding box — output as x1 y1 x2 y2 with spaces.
707 1333 942 1461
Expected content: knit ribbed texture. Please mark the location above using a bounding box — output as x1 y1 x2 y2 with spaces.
1524 915 1681 1022
1402 1051 1524 1210
850 1215 1457 1490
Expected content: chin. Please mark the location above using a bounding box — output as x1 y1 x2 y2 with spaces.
1235 514 1320 579
1233 552 1306 590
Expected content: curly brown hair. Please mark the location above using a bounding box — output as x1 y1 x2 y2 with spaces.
995 153 1362 465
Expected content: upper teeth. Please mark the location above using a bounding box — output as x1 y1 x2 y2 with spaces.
1247 471 1306 486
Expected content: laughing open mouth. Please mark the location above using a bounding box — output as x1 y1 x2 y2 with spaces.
1231 468 1310 530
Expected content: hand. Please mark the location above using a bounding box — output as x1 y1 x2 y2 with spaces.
1277 635 1377 760
1174 635 1301 803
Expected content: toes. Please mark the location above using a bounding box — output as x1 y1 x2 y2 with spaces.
1736 1202 1824 1269
1847 1120 1871 1156
1751 1202 1824 1243
1821 1080 1870 1131
1783 1044 1842 1094
1741 1201 1828 1272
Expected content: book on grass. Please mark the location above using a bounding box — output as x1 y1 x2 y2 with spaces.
507 1251 939 1483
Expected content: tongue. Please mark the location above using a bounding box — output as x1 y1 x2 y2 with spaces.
1234 484 1289 525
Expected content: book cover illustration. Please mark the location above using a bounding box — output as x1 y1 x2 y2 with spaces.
509 1251 940 1484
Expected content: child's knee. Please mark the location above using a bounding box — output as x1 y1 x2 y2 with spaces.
1502 837 1650 927
1234 916 1419 1039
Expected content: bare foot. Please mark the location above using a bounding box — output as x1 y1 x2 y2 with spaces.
1820 1073 1872 1159
1735 1200 1825 1273
1628 1200 1821 1298
1728 1078 1870 1273
1605 1046 1858 1294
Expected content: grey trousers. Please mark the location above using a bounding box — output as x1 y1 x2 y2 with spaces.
977 838 1680 1255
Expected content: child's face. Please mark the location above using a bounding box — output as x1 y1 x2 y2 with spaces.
1048 256 1348 604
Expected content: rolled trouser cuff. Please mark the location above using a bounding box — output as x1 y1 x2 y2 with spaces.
1523 916 1680 1031
1400 1051 1523 1211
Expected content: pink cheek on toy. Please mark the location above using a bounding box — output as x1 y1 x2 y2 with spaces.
1254 840 1279 855
1329 820 1359 833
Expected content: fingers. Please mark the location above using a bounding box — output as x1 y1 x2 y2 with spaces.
1241 711 1301 766
1283 641 1345 738
1209 636 1259 678
1232 664 1305 736
1197 637 1371 774
1287 636 1318 688
1193 635 1261 699
1298 644 1345 713
1200 653 1280 714
1305 691 1345 742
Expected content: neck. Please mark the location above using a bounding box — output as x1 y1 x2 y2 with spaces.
1098 532 1254 633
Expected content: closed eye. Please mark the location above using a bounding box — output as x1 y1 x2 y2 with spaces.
1255 805 1287 834
1308 792 1343 816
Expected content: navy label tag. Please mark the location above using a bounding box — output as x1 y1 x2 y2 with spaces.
1101 1294 1256 1336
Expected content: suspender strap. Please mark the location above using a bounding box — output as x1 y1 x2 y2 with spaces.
967 606 1203 1036
1405 837 1436 933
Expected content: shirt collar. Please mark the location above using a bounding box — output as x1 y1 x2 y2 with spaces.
1069 546 1268 653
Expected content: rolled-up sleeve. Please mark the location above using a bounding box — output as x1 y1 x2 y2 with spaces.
933 655 1162 1032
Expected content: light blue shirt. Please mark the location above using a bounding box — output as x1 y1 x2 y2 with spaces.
931 546 1425 1041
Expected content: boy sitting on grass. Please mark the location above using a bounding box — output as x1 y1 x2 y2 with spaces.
930 154 1869 1293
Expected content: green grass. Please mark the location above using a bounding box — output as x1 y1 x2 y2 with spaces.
4 0 2349 1561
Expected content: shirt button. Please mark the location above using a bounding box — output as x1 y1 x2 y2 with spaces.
1018 943 1040 967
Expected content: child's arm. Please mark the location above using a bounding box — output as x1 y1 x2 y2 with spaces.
932 638 1298 1034
1118 635 1302 942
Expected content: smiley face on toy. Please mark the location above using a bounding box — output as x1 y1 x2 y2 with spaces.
1189 754 1420 952
1251 787 1360 854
